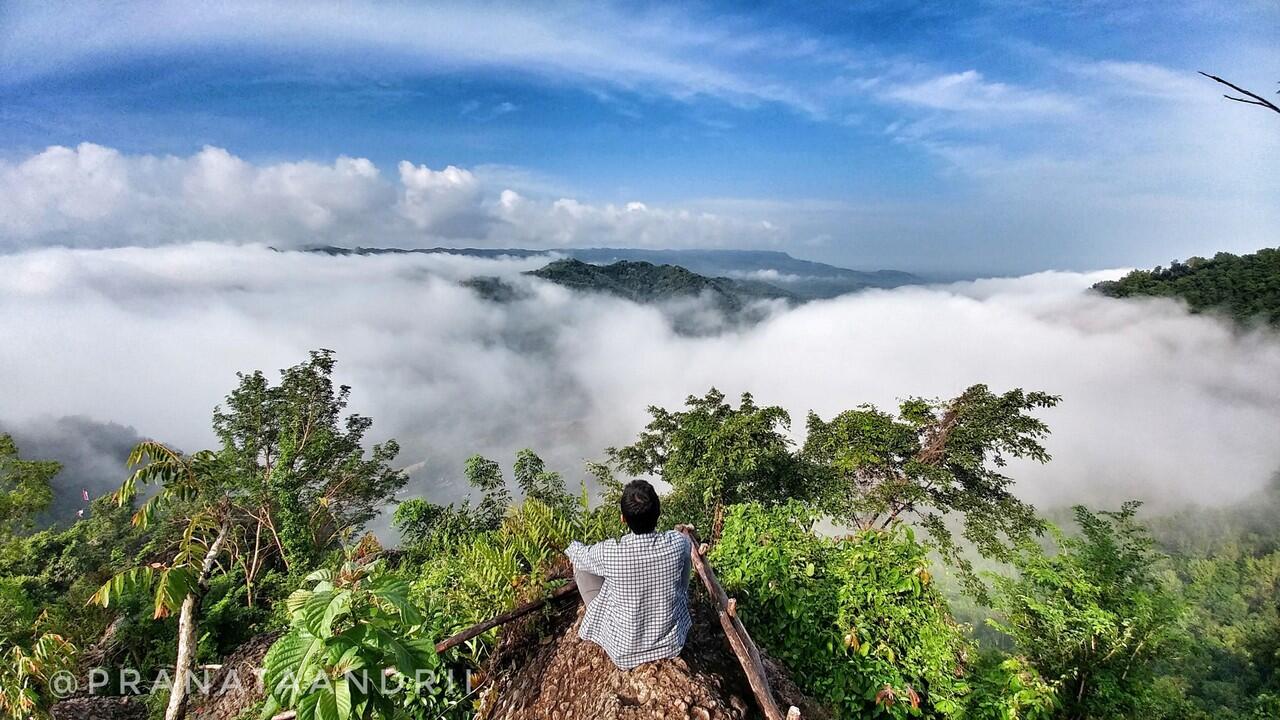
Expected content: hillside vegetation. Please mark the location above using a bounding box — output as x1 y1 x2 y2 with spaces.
1 352 1277 720
1093 247 1280 326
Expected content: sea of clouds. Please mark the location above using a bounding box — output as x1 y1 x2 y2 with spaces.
3 243 1280 529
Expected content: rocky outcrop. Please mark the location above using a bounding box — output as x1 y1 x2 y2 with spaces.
50 696 147 720
189 631 282 720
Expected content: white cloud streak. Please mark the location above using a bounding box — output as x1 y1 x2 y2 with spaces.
2 244 1278 518
0 1 841 117
884 70 1077 116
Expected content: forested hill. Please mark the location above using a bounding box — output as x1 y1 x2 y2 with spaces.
303 245 921 298
548 248 919 298
526 258 794 312
1093 247 1280 326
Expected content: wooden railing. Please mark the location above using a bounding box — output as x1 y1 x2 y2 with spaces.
678 526 801 720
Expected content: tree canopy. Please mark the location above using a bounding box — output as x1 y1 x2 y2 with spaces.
990 503 1184 720
1093 247 1280 326
0 435 58 538
609 388 805 538
804 384 1060 598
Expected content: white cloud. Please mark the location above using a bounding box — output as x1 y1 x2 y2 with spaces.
0 143 785 251
2 4 1275 276
396 161 488 237
2 244 1279 518
495 193 784 249
884 70 1077 116
0 144 394 246
1070 60 1207 100
725 269 806 283
866 57 1280 273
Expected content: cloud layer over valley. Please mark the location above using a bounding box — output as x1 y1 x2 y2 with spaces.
3 244 1279 527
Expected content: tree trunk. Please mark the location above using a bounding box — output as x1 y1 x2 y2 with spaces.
164 523 230 720
165 593 201 720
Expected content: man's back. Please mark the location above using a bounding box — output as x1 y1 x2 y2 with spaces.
566 530 692 670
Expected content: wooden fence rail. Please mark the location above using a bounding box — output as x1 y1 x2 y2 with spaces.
433 580 580 655
678 526 800 720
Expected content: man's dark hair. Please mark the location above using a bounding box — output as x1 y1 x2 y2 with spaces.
620 479 661 534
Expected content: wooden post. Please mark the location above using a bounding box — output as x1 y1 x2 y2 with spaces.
678 527 799 720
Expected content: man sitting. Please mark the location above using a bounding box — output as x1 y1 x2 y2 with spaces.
565 479 693 670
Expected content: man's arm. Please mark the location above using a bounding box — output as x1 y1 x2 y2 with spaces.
673 525 696 554
672 528 694 581
565 539 611 577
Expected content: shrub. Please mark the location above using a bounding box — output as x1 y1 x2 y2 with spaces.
712 502 969 718
261 557 463 720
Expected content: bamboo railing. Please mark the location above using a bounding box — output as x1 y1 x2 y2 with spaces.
270 531 801 720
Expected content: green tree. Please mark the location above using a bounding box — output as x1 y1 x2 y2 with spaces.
91 442 233 720
1092 246 1280 326
392 453 514 550
962 654 1058 720
213 349 407 575
465 454 510 531
91 351 406 720
0 625 75 720
989 503 1183 720
609 388 804 539
1145 508 1280 720
392 500 481 551
0 435 58 539
512 449 574 516
395 450 578 554
803 384 1059 598
261 554 461 720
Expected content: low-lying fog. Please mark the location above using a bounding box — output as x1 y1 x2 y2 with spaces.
4 243 1279 525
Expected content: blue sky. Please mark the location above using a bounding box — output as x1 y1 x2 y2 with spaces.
0 0 1277 274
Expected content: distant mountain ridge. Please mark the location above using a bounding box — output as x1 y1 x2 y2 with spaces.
303 245 921 298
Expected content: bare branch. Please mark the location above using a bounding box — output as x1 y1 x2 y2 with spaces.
1200 71 1280 115
1224 95 1272 108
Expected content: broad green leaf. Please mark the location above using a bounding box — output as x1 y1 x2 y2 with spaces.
333 676 352 720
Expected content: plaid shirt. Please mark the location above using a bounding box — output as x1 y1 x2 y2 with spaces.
566 530 693 670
